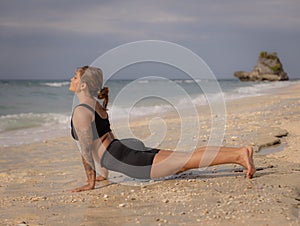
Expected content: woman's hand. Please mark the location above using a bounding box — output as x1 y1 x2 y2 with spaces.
71 184 94 192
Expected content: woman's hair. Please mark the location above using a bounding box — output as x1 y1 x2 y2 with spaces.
78 66 109 110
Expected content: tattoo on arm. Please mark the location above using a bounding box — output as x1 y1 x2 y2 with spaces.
76 127 96 186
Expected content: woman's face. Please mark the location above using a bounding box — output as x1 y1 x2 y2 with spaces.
69 70 81 93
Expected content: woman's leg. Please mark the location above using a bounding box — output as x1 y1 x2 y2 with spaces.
150 146 255 179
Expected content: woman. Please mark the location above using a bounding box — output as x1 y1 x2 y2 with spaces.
69 66 256 192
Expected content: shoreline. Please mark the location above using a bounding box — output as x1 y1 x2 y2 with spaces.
1 80 299 148
1 82 300 225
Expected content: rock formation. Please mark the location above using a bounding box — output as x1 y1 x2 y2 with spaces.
234 51 289 81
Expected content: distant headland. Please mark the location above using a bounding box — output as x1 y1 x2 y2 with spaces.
234 51 289 81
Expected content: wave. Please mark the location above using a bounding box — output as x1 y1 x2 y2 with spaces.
0 112 70 133
41 81 70 87
234 80 294 95
109 80 298 121
0 112 71 147
108 84 256 120
109 104 173 120
137 80 149 84
173 79 207 84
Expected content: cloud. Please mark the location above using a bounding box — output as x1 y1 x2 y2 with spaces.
1 0 299 39
0 1 197 38
0 0 299 79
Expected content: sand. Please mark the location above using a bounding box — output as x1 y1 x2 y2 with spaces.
1 83 300 226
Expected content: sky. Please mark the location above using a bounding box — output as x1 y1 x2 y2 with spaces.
0 0 299 80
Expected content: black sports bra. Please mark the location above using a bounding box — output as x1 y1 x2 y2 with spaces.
71 103 112 141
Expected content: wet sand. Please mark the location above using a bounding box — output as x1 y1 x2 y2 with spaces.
1 83 300 226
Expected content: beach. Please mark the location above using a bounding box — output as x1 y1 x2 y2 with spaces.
1 83 300 226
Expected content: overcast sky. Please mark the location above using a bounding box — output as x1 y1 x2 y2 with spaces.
0 0 299 80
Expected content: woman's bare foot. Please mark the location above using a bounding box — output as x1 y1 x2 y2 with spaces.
239 146 256 179
95 175 107 181
86 175 106 183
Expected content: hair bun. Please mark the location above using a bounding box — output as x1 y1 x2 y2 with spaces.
98 87 109 98
98 87 109 109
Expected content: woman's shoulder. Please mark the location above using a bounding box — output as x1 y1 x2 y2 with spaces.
73 104 94 121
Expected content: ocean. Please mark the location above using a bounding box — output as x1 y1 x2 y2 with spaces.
0 79 298 147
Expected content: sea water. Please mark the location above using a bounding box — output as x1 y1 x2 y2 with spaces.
0 78 298 147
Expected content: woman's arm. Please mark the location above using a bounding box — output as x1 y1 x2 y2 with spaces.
71 107 96 192
91 142 109 181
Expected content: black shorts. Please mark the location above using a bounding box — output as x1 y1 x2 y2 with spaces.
101 139 160 179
